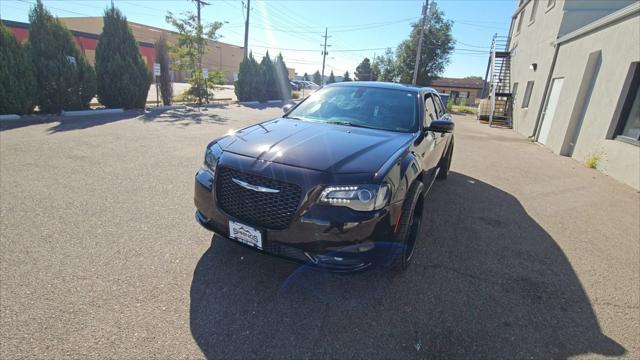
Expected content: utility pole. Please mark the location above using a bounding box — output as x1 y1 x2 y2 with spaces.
192 0 210 29
243 0 251 59
412 0 429 85
320 27 330 86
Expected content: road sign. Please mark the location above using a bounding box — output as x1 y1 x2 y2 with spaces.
154 63 161 76
202 68 208 78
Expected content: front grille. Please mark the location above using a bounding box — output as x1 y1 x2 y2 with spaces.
216 167 302 230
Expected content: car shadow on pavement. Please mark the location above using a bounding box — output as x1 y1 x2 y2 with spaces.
189 172 625 359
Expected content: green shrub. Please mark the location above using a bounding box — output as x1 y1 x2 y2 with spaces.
585 153 600 169
28 0 96 113
155 35 172 106
0 22 36 115
235 52 291 102
207 70 226 86
95 4 151 109
235 52 259 101
460 98 467 107
446 97 453 112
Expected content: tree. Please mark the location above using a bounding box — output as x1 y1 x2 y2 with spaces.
312 70 321 85
273 53 291 100
372 48 397 82
464 76 483 80
166 11 223 105
303 72 309 81
395 9 454 85
257 52 275 102
28 0 96 113
0 22 36 115
355 57 376 81
96 4 151 109
235 52 259 101
342 71 352 82
154 35 173 105
327 70 336 84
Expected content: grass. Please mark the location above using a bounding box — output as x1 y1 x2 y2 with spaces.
585 153 600 169
452 105 477 114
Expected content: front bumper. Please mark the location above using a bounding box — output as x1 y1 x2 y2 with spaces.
194 159 403 271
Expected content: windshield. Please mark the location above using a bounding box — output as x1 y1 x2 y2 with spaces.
287 86 418 132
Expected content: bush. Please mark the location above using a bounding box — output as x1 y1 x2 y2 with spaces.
155 35 172 106
207 70 226 86
446 97 453 112
0 22 36 115
95 4 151 109
28 0 96 113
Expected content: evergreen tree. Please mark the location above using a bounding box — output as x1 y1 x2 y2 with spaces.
312 70 321 85
303 72 309 81
258 52 275 102
355 57 375 81
28 0 96 113
342 71 352 82
0 22 36 115
327 70 336 84
273 53 291 100
154 35 172 105
96 4 151 108
234 52 259 101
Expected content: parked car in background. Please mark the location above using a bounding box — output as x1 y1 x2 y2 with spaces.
194 82 455 271
303 81 320 90
289 81 301 91
439 93 450 108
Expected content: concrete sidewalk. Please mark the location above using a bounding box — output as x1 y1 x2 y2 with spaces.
447 114 639 357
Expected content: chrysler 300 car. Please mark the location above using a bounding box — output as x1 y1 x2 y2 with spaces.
194 82 454 271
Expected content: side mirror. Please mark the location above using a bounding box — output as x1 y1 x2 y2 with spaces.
427 119 454 133
282 103 294 114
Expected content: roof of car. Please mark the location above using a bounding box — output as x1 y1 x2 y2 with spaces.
326 81 435 94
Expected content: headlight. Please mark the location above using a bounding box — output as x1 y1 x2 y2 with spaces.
319 184 390 211
203 143 223 172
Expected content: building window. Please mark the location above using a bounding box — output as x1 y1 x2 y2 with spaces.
516 10 525 34
512 82 519 103
521 81 534 108
611 62 640 144
529 0 539 24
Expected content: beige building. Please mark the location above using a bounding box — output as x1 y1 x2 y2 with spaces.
508 0 639 189
59 17 244 84
429 78 485 106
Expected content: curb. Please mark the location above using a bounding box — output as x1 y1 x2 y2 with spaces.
0 114 21 121
147 105 187 112
239 101 260 106
61 108 124 117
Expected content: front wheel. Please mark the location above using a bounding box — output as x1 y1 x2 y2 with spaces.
387 181 424 271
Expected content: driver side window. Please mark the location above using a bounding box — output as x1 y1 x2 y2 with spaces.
424 95 438 126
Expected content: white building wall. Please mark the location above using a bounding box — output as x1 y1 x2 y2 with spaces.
543 13 640 189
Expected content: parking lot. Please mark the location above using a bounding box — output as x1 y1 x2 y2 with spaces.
1 105 638 359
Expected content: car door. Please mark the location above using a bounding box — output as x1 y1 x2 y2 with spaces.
419 93 441 171
432 93 450 160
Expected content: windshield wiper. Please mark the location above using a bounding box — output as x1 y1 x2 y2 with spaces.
326 121 376 130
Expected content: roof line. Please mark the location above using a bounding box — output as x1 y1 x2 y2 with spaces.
2 19 154 48
57 16 244 50
553 2 639 45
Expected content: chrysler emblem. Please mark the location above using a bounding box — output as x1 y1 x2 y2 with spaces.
232 178 280 193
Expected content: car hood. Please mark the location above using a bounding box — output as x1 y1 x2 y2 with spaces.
217 118 414 174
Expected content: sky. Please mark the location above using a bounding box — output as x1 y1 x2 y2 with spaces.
0 0 516 78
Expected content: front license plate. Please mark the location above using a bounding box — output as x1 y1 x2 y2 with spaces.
229 220 263 249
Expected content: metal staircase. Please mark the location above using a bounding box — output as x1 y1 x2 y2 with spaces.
480 34 513 128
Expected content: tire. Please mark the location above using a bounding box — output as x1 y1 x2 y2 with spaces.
387 181 424 271
436 137 454 180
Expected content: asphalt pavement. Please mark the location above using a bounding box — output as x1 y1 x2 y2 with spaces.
1 106 638 359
